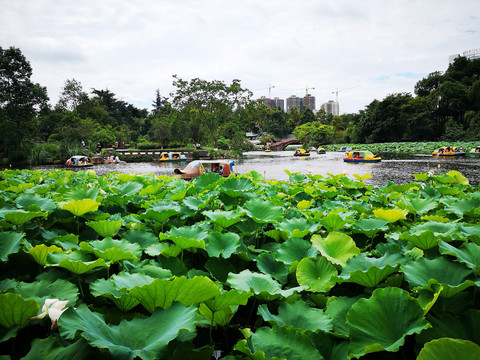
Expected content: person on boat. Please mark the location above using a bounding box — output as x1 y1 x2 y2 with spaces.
66 159 71 166
115 155 120 163
218 164 224 175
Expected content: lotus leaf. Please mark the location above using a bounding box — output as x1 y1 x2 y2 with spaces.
204 231 241 258
141 202 181 223
276 237 318 266
446 170 469 185
220 177 255 198
130 276 220 312
63 184 100 201
352 218 389 237
121 229 159 249
28 244 63 265
59 303 197 360
86 219 123 238
61 199 100 217
276 217 319 239
439 241 480 274
258 301 333 332
241 199 284 224
336 253 402 287
256 253 289 284
192 172 222 191
203 210 242 229
80 237 142 263
404 197 439 215
346 287 430 358
417 338 480 360
47 252 107 275
458 224 480 243
0 231 25 261
235 326 323 360
90 278 140 311
0 293 39 328
409 221 458 240
320 212 347 232
15 194 57 212
325 296 363 338
227 269 304 301
311 232 360 267
402 256 480 298
199 303 238 327
399 230 439 251
199 290 251 326
296 256 337 292
111 181 144 197
440 197 480 217
4 209 46 225
22 337 96 360
373 208 407 222
159 223 209 250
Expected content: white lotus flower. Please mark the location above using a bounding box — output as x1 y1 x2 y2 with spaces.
31 298 69 329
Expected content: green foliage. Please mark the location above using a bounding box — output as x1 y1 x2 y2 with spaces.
1 168 480 359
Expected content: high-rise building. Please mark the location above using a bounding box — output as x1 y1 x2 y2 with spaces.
286 95 302 112
259 97 285 111
321 100 339 116
303 94 315 111
449 48 480 64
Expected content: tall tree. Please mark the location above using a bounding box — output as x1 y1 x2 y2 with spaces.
0 46 48 158
170 76 252 147
56 78 88 111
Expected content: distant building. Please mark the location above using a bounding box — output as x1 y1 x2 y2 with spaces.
449 48 480 64
321 100 339 116
304 94 315 111
260 97 285 111
286 95 316 112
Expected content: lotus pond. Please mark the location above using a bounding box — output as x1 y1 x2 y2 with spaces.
1 169 480 359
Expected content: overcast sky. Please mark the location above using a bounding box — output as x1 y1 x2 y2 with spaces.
1 0 479 114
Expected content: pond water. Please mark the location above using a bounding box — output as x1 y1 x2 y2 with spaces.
31 150 480 187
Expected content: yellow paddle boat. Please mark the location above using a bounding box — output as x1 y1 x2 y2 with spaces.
343 150 381 163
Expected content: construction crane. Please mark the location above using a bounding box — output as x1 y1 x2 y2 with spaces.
253 85 276 108
305 85 315 109
332 87 356 102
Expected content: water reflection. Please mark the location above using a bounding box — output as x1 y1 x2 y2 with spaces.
32 151 480 186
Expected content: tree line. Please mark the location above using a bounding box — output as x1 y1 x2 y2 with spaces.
1 46 479 163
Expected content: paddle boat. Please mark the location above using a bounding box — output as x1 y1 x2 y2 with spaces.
343 150 381 163
294 148 310 157
432 146 466 156
338 146 352 152
174 160 236 181
469 146 480 156
317 147 326 154
158 152 187 162
65 155 93 168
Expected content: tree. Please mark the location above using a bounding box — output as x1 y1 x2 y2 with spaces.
0 46 48 158
293 122 335 146
151 89 170 116
56 78 88 111
170 76 252 148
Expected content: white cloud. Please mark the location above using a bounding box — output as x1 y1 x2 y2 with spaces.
1 0 479 114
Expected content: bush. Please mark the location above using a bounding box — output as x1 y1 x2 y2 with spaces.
28 143 61 165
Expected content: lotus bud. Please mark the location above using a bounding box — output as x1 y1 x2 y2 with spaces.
30 298 69 330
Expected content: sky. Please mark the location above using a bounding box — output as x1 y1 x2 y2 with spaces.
1 0 479 114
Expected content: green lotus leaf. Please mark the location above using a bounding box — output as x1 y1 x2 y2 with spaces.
404 197 439 215
440 197 480 217
159 224 209 250
446 170 469 185
276 217 319 239
61 199 100 217
258 301 333 332
22 337 96 360
346 287 430 358
111 181 144 197
130 276 220 312
352 218 389 237
192 172 222 190
199 289 251 326
373 208 407 222
199 303 238 327
402 256 480 298
8 278 79 309
86 219 123 238
0 293 39 328
353 174 372 182
399 230 439 250
4 209 46 225
320 212 347 232
417 338 480 360
90 278 140 311
141 202 181 223
80 238 142 263
241 199 284 224
47 252 108 275
182 196 212 211
296 257 337 292
227 269 303 301
325 296 363 338
28 244 63 265
204 231 241 258
235 326 323 360
203 210 242 229
0 231 25 262
288 172 307 184
311 232 360 267
458 224 480 243
15 194 57 212
220 177 255 198
439 241 480 274
409 221 458 240
414 173 429 181
121 229 159 249
336 253 402 287
63 184 100 201
138 183 164 196
59 303 197 360
276 237 318 266
256 253 289 284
